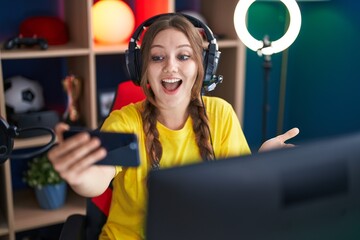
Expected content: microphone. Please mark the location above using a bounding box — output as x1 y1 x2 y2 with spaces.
204 75 223 92
0 117 56 164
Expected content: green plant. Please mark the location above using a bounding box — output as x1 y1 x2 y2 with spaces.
23 154 63 189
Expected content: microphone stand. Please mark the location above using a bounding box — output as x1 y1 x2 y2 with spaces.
258 36 272 144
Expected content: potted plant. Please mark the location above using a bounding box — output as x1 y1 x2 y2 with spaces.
23 153 67 210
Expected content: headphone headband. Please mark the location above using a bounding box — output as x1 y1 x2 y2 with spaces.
130 13 217 45
125 12 223 92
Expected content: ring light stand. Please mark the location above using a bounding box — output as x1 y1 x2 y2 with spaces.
0 117 56 164
234 0 301 142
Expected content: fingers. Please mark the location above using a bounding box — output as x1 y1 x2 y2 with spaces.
58 146 107 186
278 127 300 143
47 131 107 184
54 122 70 142
283 143 296 148
51 132 96 166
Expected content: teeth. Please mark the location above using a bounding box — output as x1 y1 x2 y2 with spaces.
162 78 181 83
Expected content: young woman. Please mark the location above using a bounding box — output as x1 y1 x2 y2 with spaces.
48 13 299 239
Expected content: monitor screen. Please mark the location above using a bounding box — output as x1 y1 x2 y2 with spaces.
146 132 360 240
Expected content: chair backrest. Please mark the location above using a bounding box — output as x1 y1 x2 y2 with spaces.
111 80 146 111
86 80 145 239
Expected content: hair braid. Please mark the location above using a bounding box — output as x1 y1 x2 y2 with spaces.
141 100 162 168
189 98 215 161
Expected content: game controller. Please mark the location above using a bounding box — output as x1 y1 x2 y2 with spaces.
3 36 48 50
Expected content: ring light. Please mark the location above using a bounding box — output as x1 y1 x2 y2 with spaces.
234 0 302 55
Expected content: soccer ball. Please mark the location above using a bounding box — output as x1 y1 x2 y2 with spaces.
4 76 44 114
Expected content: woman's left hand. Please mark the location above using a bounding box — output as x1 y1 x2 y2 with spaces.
259 127 300 152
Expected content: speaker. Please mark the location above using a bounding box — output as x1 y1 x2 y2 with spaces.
125 13 222 92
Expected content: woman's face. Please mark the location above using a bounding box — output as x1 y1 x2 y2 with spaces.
147 28 198 110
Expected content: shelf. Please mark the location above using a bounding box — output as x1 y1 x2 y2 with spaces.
14 135 56 150
0 228 8 237
13 188 86 232
0 210 9 236
0 43 90 60
94 42 128 55
218 39 241 48
0 228 9 238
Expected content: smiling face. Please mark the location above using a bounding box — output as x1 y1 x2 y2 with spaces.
139 14 205 110
146 28 198 110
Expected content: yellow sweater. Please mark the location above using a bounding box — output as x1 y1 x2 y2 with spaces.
99 96 251 240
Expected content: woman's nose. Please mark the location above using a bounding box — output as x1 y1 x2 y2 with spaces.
163 56 178 73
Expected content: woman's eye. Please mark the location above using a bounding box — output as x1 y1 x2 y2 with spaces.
178 55 190 61
151 56 164 62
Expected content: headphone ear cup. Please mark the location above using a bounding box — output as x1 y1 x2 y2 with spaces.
202 44 221 89
125 48 142 86
134 49 142 86
202 50 211 86
126 49 136 83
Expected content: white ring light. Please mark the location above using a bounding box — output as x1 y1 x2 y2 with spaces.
234 0 302 55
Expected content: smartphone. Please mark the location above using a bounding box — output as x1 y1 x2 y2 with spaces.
63 128 140 167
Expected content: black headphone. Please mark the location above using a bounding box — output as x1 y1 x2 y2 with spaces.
125 13 223 92
0 117 56 164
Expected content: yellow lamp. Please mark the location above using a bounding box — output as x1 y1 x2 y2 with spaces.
92 0 135 44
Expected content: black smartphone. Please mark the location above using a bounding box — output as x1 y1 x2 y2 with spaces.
63 128 140 167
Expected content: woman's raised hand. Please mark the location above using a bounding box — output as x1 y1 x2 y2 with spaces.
259 127 300 152
47 123 114 197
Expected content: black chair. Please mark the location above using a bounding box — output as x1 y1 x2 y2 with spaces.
60 191 111 240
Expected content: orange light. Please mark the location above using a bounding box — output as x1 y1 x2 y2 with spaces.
92 0 135 45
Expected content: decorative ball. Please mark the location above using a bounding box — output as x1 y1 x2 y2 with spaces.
92 0 135 44
4 76 44 114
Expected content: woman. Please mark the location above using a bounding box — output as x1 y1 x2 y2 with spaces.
48 14 299 239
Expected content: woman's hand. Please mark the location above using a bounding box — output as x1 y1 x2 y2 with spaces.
259 127 300 152
47 123 114 197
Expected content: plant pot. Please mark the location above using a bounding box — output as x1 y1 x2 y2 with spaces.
34 181 67 210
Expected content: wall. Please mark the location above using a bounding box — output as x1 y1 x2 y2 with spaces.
243 0 360 150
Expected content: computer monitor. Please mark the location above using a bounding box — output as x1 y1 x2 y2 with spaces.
146 132 360 240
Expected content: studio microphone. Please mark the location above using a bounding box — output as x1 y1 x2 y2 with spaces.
204 75 223 92
0 117 56 164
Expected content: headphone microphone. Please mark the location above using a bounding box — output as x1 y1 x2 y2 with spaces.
0 117 56 164
204 75 223 92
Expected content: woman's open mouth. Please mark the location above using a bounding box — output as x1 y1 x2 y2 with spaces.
161 78 182 92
